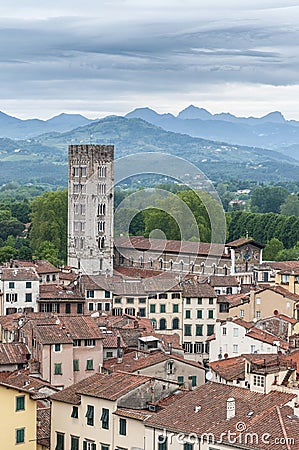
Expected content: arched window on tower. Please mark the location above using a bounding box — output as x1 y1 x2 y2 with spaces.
98 236 105 249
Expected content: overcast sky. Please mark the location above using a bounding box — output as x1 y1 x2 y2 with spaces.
1 0 299 120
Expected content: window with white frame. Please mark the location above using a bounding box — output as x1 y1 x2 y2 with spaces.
233 344 238 353
253 375 265 387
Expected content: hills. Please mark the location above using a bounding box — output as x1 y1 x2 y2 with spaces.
0 112 94 139
126 106 299 159
1 115 299 189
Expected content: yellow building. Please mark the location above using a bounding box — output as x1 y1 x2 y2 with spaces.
0 382 37 450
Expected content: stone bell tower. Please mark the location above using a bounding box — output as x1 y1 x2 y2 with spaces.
67 144 114 275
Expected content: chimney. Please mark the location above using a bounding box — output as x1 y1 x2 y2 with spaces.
168 342 172 354
117 335 122 363
226 397 235 420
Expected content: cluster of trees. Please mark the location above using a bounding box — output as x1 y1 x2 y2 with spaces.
0 186 67 265
1 181 299 266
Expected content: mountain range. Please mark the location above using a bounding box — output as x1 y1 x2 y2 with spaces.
1 114 299 189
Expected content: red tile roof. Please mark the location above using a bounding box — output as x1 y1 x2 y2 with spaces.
103 350 204 373
226 237 265 249
11 259 59 274
145 383 297 448
1 267 39 281
102 332 126 349
246 328 289 351
255 285 299 301
209 356 246 381
0 343 29 365
51 372 152 404
115 236 228 257
181 281 216 298
209 275 239 287
39 284 84 301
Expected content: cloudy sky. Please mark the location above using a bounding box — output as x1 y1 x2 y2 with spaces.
1 0 299 120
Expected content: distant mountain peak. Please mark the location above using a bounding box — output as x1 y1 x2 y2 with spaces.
177 105 212 120
260 111 285 123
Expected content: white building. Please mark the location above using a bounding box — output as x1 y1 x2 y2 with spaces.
209 318 287 362
0 267 40 315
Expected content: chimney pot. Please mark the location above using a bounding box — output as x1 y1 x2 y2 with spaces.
226 397 236 420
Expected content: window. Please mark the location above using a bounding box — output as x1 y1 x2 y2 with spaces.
83 442 96 450
101 446 109 450
160 304 166 313
250 345 255 353
16 428 25 444
184 444 193 450
207 325 214 336
158 435 167 450
99 165 107 178
114 298 122 304
233 328 239 337
86 359 94 370
119 418 127 435
73 359 79 371
71 436 79 450
85 339 95 347
186 297 191 305
167 361 174 374
71 406 79 418
139 308 146 317
25 282 31 289
185 310 191 319
196 325 203 336
222 327 227 335
184 325 192 336
171 293 180 299
197 310 202 319
106 351 113 358
178 376 184 385
73 339 81 347
105 303 110 312
9 282 15 289
240 309 245 318
150 304 156 313
54 344 61 352
86 405 94 426
55 432 64 450
233 344 238 353
197 297 202 305
77 303 83 314
159 318 166 330
219 303 229 313
87 290 94 298
54 363 62 375
208 310 214 319
89 303 94 311
172 318 179 330
253 375 265 387
16 395 25 411
173 304 179 313
126 298 134 304
101 408 109 429
256 311 261 319
209 298 214 305
65 303 71 314
159 293 167 299
139 297 146 303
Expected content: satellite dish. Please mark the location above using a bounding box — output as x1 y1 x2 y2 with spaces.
224 353 228 359
206 371 213 381
55 319 60 325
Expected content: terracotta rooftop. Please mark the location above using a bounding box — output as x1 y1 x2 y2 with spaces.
103 350 204 373
246 328 289 351
115 236 228 257
217 292 250 307
39 284 84 301
226 237 265 249
0 369 57 395
262 285 299 301
181 280 216 298
114 267 163 278
51 371 152 404
37 406 51 447
209 356 246 381
11 259 59 274
0 267 39 281
209 275 239 287
145 383 297 448
0 343 30 365
102 332 126 349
